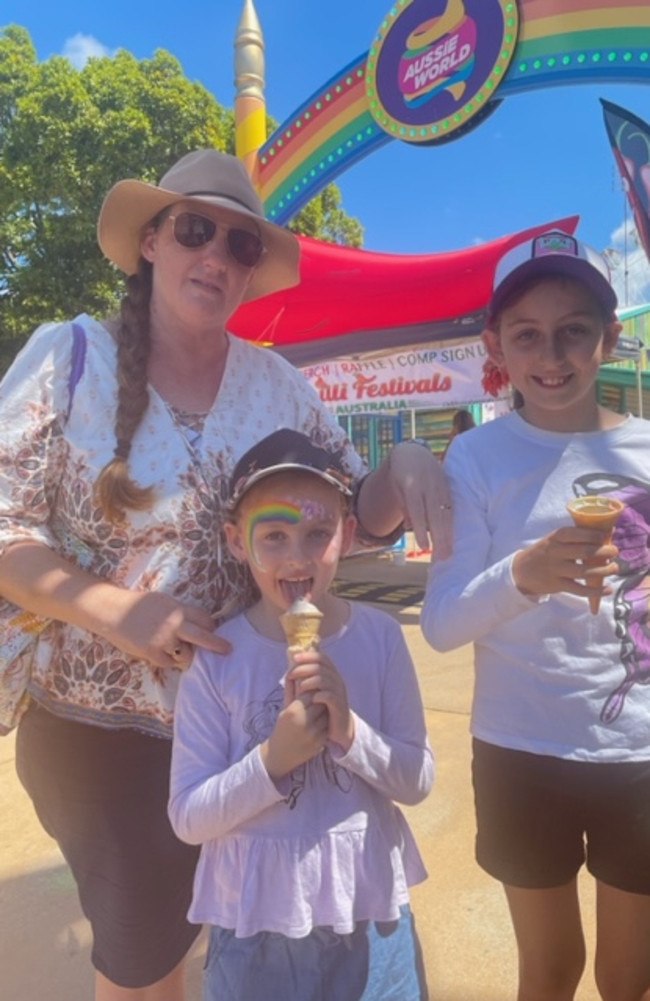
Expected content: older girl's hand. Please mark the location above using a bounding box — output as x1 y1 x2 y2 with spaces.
512 527 619 599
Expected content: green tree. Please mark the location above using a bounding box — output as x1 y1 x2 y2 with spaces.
288 183 364 246
0 25 363 370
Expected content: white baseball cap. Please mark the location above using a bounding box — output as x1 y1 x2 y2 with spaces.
488 229 618 321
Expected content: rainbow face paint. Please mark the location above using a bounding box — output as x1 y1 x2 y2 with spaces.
244 501 302 568
242 497 334 568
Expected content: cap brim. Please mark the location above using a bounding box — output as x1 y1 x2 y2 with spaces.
97 179 300 301
230 463 353 509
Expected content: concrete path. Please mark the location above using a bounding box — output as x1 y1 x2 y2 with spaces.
1 550 601 1000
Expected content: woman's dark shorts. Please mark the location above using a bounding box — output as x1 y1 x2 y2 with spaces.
16 703 201 988
472 738 650 894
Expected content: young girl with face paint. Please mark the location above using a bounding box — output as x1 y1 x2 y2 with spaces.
168 430 433 1001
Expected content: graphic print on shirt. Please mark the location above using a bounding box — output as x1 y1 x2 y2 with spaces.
572 473 650 722
243 683 353 809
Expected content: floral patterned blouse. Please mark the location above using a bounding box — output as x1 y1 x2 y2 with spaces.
0 314 365 738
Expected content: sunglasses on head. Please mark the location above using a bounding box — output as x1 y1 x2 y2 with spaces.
167 211 265 268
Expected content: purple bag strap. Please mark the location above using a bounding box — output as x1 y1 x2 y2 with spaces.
65 321 87 420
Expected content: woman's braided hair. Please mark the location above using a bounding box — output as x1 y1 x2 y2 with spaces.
94 258 157 523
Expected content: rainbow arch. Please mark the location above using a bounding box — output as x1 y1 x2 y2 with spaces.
258 0 650 223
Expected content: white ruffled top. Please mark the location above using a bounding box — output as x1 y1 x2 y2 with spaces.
169 603 433 937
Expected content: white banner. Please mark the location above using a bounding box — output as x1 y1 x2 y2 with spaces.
300 338 493 415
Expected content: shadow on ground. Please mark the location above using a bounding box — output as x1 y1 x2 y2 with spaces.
0 859 208 1001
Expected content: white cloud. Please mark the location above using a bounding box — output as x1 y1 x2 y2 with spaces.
62 33 115 69
605 218 650 309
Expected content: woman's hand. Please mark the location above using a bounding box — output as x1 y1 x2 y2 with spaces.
356 442 452 558
286 650 355 751
387 441 453 557
98 589 231 670
512 527 619 599
0 541 230 671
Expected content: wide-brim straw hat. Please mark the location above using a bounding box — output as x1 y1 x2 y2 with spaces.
97 149 300 302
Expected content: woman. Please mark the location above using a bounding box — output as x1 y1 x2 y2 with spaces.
441 408 476 461
0 149 450 1001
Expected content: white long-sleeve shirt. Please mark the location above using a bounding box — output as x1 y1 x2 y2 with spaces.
169 603 433 937
422 410 650 762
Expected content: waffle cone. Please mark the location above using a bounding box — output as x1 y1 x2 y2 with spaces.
280 598 323 652
566 496 624 614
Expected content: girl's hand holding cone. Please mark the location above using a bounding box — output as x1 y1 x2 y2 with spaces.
566 496 624 614
512 515 620 606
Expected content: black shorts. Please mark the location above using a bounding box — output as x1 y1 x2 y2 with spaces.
16 704 201 989
472 738 650 894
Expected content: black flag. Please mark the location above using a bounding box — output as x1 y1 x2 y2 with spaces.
601 98 650 265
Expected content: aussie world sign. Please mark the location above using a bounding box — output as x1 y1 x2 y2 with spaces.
366 0 519 143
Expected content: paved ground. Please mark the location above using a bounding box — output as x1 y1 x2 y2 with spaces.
0 548 602 1000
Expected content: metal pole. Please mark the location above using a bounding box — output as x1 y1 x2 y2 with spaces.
234 0 266 186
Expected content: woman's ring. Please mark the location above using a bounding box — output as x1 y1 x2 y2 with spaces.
440 503 452 510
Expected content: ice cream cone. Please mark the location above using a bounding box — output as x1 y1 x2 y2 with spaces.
280 597 323 662
566 496 624 614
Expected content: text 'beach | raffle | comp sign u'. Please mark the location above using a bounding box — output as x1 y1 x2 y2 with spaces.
301 339 493 416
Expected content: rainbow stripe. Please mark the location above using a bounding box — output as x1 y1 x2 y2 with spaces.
259 55 384 224
259 0 650 223
503 0 650 96
245 501 303 556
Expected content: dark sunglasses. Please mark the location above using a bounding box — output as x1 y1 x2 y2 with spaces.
168 211 265 268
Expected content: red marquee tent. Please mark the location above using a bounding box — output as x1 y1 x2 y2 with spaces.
229 215 579 365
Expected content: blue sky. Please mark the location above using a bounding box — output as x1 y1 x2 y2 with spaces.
4 0 650 305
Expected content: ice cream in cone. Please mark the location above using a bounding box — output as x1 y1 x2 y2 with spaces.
566 495 624 614
280 597 323 660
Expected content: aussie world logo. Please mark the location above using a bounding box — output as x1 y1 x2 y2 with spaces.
366 0 519 144
399 0 476 107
